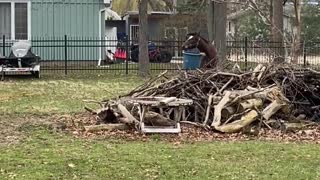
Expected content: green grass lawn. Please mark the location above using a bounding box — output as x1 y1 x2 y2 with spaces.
0 74 143 115
1 128 320 180
1 74 320 180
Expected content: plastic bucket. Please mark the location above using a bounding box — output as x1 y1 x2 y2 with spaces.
183 52 202 70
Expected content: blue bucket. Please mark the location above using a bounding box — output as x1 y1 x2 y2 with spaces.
183 52 202 70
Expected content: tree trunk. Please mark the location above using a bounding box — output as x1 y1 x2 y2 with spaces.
138 0 150 77
270 0 273 33
272 0 285 63
292 0 302 64
213 1 227 68
207 0 214 42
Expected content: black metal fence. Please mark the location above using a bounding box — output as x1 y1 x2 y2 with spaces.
1 35 320 76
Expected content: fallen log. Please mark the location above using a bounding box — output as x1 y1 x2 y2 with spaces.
257 66 267 81
84 124 129 132
203 95 214 125
284 123 305 132
95 107 119 124
159 97 177 105
239 98 263 112
221 106 236 119
262 100 286 120
211 91 232 127
144 111 176 126
251 64 264 80
117 104 139 124
215 110 258 133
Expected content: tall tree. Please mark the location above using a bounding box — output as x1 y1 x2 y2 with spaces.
272 0 285 62
292 0 302 63
207 0 214 42
138 0 150 76
270 0 273 33
213 1 227 68
302 0 320 42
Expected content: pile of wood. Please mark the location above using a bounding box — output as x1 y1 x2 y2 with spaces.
85 64 320 133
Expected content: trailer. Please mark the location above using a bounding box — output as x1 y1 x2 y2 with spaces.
0 41 41 80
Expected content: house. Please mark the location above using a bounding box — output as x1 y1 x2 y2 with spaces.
0 0 105 40
106 0 222 42
123 11 174 42
0 0 106 60
105 0 207 58
105 0 177 41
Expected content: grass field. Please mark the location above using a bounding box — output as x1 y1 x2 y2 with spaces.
1 75 320 179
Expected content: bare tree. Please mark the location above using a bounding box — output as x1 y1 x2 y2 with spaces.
272 0 285 62
292 0 302 63
207 0 215 42
213 1 227 67
138 0 150 76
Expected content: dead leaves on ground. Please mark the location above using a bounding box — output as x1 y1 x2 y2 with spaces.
65 113 320 144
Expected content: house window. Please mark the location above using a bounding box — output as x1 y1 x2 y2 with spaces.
130 25 139 42
0 3 11 38
0 1 30 40
15 3 28 40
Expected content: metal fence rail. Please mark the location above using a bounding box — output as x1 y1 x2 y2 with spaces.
1 35 320 76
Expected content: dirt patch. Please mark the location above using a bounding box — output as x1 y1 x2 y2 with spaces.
65 113 320 144
0 113 80 146
1 113 320 146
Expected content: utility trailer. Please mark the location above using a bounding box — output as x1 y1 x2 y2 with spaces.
0 41 41 80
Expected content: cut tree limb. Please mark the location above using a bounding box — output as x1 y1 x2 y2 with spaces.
215 110 258 133
251 64 264 80
257 66 267 81
117 104 139 124
262 100 286 120
239 98 263 112
84 124 129 132
84 106 96 115
221 106 236 119
229 85 276 104
211 91 232 127
203 95 214 125
144 111 175 126
159 97 177 105
223 109 252 125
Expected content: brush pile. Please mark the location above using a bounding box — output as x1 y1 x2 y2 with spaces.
85 64 320 134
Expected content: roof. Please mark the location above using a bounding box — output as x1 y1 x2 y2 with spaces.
111 0 174 16
125 11 173 16
105 8 122 20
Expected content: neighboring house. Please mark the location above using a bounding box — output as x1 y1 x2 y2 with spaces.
105 10 176 56
0 0 106 60
0 0 105 40
105 5 125 39
123 11 174 42
105 6 125 60
105 0 206 58
106 0 176 40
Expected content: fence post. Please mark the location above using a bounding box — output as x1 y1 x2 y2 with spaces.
303 41 307 67
2 35 5 56
125 35 129 75
244 36 248 70
64 35 68 76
